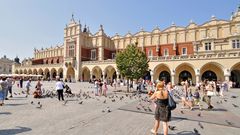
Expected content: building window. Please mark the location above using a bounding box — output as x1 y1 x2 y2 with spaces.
68 42 75 57
148 49 153 58
91 49 96 60
182 48 187 55
232 39 240 49
205 42 212 51
164 49 169 56
112 53 116 59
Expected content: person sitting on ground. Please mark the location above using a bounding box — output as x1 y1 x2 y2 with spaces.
65 84 73 95
33 88 42 98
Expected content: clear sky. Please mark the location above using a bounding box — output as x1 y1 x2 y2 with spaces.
0 0 239 61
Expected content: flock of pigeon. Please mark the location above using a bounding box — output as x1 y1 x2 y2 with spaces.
12 86 239 135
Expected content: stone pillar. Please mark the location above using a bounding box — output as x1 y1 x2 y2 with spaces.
225 75 230 82
150 70 154 83
116 71 119 81
102 71 105 81
224 68 230 81
196 75 200 84
171 69 175 85
90 71 93 80
171 75 175 85
195 68 200 84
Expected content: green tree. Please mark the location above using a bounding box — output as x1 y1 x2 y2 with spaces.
116 43 149 92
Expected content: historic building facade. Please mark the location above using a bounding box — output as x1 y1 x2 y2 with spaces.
0 55 16 74
13 6 240 85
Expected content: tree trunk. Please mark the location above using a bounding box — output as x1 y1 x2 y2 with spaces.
127 79 129 92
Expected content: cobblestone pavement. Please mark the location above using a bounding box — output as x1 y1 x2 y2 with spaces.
0 81 240 135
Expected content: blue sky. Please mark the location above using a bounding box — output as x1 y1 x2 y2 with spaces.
0 0 239 60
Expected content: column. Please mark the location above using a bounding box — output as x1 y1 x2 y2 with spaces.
225 75 230 82
196 75 200 83
171 69 175 85
171 75 175 85
150 70 154 83
90 71 93 80
102 71 105 81
116 71 119 81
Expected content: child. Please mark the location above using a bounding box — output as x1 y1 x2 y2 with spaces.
193 88 202 110
103 81 108 97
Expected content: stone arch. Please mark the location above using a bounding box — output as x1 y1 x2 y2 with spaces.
23 69 27 74
67 66 75 81
33 69 38 75
153 63 171 82
19 69 23 74
56 59 59 64
44 68 50 79
200 62 224 82
38 68 43 75
82 67 90 82
159 71 171 83
28 69 32 75
103 65 116 82
50 68 57 79
92 66 103 79
175 63 196 85
58 68 63 78
15 70 19 74
230 62 240 88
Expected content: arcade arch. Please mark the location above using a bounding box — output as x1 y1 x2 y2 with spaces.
200 62 224 81
175 63 196 85
153 64 171 82
82 67 90 81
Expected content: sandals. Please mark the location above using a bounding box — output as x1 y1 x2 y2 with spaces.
150 129 157 134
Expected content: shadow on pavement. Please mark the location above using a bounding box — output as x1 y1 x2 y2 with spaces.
0 112 12 115
0 126 32 135
5 103 28 106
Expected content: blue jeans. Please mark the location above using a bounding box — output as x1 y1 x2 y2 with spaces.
3 89 8 99
0 91 4 100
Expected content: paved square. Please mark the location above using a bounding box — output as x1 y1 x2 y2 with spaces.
1 82 240 135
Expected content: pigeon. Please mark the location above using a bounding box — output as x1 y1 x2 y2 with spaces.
223 99 227 102
14 92 17 95
103 100 106 104
136 106 141 110
107 109 111 113
231 96 237 98
225 120 233 125
232 104 239 108
36 104 42 109
148 107 152 112
31 101 34 104
168 125 176 130
102 110 105 113
21 91 25 94
38 101 41 105
198 122 204 129
111 99 116 102
180 110 184 114
197 113 201 117
193 128 200 135
78 101 83 104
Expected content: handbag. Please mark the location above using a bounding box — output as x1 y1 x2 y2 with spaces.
168 93 176 110
207 91 216 96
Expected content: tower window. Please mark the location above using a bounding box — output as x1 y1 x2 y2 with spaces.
232 39 240 49
205 42 212 51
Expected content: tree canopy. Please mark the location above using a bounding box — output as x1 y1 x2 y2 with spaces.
116 43 149 82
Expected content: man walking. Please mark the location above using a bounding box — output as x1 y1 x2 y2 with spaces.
7 77 15 98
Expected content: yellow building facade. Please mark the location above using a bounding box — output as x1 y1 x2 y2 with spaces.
13 6 240 86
